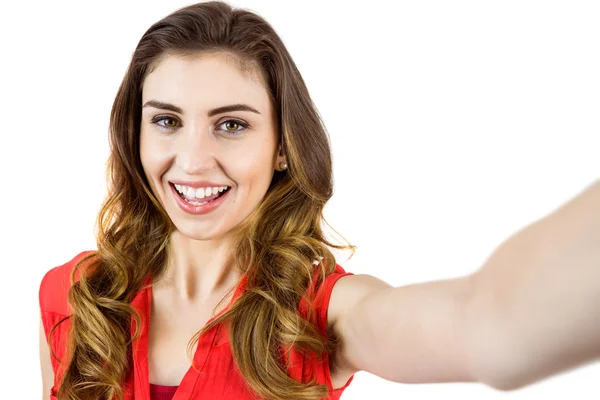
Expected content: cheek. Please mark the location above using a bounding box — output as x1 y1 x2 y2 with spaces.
227 145 275 185
139 139 154 178
139 133 169 185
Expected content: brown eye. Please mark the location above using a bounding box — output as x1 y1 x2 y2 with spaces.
163 118 178 127
152 116 180 130
224 121 239 131
217 119 249 136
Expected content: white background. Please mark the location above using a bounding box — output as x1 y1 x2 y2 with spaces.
1 0 598 398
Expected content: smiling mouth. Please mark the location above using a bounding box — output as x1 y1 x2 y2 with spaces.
170 183 231 206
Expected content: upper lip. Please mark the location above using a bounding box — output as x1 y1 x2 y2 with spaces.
169 180 230 189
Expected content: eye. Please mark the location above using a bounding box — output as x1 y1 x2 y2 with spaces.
150 116 248 136
151 116 179 131
217 119 249 136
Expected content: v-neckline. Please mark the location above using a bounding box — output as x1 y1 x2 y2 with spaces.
130 273 249 400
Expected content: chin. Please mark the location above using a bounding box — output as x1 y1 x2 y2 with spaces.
171 224 226 241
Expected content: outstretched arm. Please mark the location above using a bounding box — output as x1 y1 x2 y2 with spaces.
466 178 600 389
328 178 600 390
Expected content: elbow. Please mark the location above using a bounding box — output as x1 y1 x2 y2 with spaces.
478 372 524 392
469 340 529 391
479 368 538 392
463 283 528 391
472 342 565 392
463 301 555 391
466 323 547 392
467 343 518 391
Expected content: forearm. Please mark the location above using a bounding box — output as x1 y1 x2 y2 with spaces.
466 179 600 390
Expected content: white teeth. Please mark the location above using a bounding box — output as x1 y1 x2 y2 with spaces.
174 184 229 200
187 198 211 206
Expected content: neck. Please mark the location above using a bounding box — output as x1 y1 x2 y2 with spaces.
154 230 242 303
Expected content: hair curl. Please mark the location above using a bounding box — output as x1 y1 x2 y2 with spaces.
49 2 355 399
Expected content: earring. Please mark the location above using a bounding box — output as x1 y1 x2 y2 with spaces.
279 161 288 170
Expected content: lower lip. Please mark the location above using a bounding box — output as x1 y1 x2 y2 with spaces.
170 184 231 215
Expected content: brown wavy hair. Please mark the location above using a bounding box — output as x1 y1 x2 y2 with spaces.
48 1 356 399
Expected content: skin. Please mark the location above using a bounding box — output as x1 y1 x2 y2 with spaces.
140 52 286 301
39 52 290 392
328 179 600 390
40 50 600 395
138 53 288 384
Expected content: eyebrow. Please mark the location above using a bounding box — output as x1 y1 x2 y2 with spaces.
142 100 261 117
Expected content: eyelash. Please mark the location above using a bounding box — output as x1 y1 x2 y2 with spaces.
150 116 249 135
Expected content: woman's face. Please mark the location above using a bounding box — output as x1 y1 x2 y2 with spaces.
140 52 285 241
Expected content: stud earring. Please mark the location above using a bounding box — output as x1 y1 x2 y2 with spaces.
279 161 288 170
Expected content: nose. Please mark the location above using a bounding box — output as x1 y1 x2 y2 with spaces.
176 122 218 175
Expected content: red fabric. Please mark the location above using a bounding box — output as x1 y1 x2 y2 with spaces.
40 251 355 399
149 383 178 400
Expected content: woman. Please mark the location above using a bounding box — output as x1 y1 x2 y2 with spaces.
39 1 600 399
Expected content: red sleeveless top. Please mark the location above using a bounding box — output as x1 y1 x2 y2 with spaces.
39 251 355 400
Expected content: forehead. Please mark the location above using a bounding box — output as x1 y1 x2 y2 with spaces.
142 53 271 113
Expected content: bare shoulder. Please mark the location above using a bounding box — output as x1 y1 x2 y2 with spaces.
325 273 394 386
327 274 393 332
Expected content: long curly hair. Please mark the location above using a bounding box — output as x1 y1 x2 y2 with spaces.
48 1 355 399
